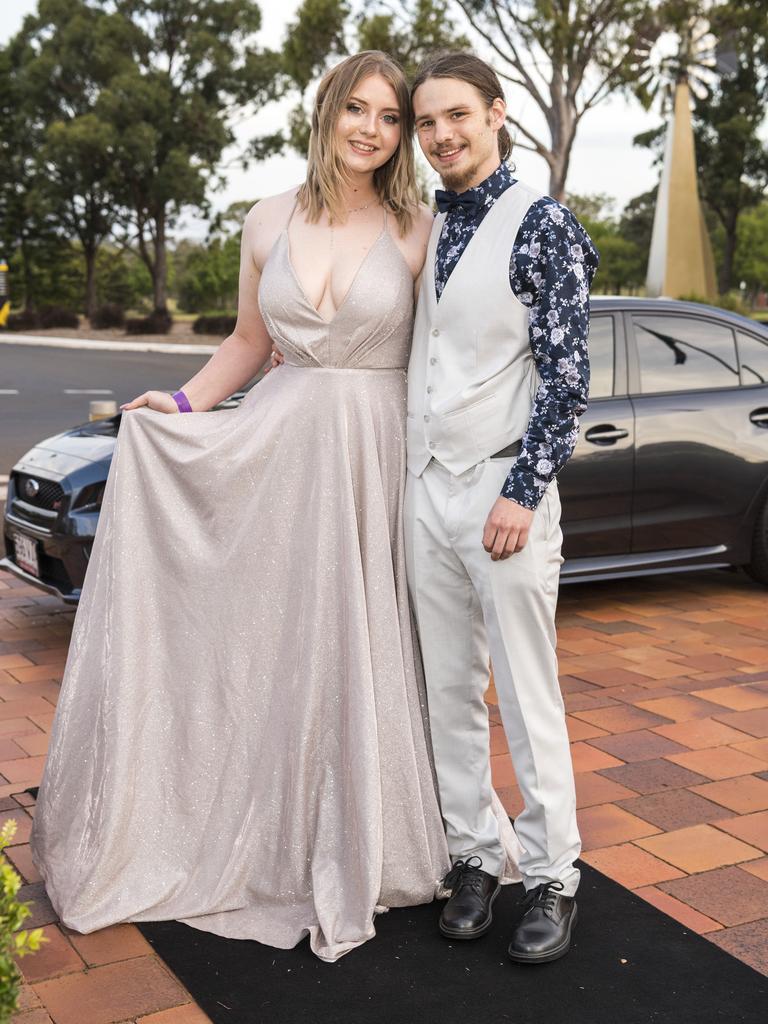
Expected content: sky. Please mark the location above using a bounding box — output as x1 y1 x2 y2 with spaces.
4 0 663 236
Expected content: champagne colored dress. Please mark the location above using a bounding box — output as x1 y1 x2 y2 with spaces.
31 209 522 961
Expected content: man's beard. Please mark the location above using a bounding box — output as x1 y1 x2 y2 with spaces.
439 151 482 193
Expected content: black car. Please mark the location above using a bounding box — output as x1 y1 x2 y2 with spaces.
3 298 768 602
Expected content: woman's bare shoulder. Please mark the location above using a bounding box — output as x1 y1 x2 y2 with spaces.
246 186 301 232
247 186 302 268
414 201 435 244
396 202 435 278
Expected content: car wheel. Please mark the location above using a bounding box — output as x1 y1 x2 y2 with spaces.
745 495 768 586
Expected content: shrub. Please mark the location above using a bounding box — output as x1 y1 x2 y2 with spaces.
678 292 750 315
0 820 46 1021
193 314 236 335
125 310 173 335
39 306 80 329
91 304 126 329
5 311 41 332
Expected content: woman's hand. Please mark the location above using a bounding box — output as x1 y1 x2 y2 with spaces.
264 344 285 374
120 391 179 414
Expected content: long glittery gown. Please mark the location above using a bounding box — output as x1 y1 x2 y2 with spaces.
31 212 522 961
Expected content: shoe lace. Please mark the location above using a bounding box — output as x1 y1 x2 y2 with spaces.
443 856 486 896
519 880 565 915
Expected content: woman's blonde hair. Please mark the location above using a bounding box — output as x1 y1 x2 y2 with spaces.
297 51 419 235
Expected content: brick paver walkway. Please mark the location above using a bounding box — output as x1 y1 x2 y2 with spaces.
0 566 766 1022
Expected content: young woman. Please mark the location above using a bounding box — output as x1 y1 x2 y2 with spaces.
31 51 519 962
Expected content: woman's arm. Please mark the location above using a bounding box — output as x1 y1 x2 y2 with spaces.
121 204 274 413
173 206 274 411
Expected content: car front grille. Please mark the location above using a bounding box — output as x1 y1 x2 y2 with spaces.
12 473 65 511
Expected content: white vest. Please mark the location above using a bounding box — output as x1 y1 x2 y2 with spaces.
407 180 543 477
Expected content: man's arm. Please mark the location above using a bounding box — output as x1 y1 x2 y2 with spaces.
482 200 599 560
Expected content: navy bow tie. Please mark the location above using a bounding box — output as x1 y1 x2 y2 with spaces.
434 189 481 215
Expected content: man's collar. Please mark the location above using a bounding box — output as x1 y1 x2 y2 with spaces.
435 162 515 216
461 162 514 203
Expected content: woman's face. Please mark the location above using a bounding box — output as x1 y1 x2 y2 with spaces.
335 72 402 178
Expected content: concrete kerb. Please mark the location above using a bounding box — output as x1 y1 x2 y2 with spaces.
0 333 219 356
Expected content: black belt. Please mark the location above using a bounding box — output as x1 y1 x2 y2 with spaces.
490 440 522 459
428 440 521 466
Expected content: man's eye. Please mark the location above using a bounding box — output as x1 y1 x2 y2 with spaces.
451 111 467 119
417 121 433 130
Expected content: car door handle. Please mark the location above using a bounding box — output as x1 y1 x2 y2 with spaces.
584 425 630 445
749 407 768 427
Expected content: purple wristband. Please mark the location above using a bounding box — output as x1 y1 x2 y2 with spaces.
171 390 193 413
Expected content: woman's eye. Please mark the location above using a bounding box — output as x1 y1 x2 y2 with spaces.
383 114 400 125
347 103 363 114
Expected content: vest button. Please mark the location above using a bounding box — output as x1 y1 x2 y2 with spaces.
423 415 430 422
432 328 440 336
426 386 433 394
428 442 436 449
429 357 437 365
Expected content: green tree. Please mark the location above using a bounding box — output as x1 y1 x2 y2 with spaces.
101 0 283 314
175 234 241 312
734 202 768 304
17 0 138 317
0 31 64 312
274 0 466 156
443 0 658 200
694 3 768 293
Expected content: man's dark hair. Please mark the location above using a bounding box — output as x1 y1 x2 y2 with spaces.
411 52 512 162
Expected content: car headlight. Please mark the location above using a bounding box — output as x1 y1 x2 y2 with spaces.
72 483 106 511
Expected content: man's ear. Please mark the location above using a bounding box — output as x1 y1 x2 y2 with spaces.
489 97 506 133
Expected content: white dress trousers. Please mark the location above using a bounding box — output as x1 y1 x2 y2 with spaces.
404 455 581 895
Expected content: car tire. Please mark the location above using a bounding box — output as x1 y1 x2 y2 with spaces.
745 495 768 586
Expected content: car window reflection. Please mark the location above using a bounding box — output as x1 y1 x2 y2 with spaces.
634 316 739 394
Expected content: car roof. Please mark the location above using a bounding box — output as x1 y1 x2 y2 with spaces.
591 296 768 336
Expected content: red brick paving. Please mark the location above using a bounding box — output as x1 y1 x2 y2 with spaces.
0 565 767 1024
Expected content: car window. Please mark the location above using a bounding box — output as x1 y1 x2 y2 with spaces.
633 316 739 394
587 317 614 399
737 330 768 386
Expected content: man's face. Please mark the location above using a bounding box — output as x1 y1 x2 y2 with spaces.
412 76 506 192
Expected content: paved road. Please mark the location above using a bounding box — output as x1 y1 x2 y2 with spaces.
0 342 213 475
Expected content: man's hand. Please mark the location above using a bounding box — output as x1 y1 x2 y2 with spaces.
482 496 534 561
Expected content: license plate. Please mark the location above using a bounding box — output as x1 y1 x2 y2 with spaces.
13 533 39 577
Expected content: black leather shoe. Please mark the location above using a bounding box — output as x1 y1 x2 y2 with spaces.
507 881 577 963
439 856 500 939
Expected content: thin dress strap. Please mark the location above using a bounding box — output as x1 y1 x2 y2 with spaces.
285 191 301 231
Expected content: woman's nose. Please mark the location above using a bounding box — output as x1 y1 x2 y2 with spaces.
360 112 378 136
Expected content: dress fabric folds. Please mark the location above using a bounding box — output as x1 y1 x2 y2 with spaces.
31 220 522 961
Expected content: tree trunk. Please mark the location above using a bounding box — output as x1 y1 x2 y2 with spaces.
20 234 36 312
153 209 168 314
547 82 577 202
84 245 98 319
719 213 738 295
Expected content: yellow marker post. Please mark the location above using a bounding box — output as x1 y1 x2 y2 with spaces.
0 257 9 328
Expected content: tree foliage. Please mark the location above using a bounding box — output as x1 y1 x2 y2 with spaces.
444 0 658 199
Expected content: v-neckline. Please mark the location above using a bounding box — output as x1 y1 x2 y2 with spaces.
283 228 390 326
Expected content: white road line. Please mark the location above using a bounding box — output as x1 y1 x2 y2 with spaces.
63 389 114 395
0 389 20 395
0 334 217 355
0 477 7 502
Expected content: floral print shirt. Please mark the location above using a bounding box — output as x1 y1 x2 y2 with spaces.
434 162 599 510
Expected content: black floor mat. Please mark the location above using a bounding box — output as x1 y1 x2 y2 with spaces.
139 863 766 1024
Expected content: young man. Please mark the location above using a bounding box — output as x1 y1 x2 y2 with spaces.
404 52 598 963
